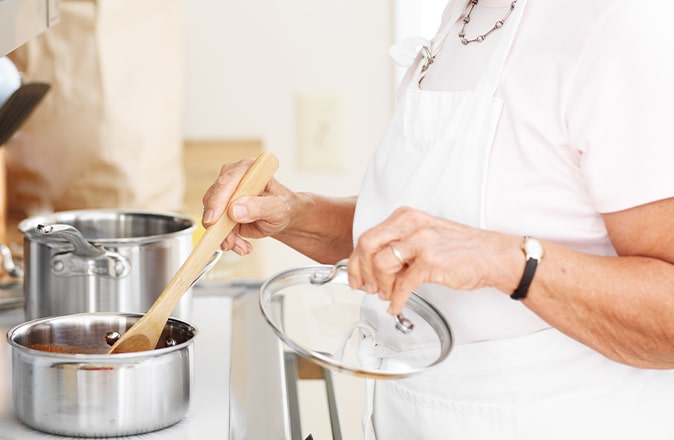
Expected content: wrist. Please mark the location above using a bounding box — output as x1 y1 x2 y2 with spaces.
481 232 525 293
511 236 544 300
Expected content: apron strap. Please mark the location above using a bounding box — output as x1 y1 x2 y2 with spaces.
429 0 470 55
410 0 529 94
415 0 468 86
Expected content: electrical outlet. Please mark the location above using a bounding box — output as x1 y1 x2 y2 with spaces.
296 91 349 172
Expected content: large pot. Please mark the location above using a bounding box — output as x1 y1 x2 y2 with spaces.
7 312 196 437
19 210 195 320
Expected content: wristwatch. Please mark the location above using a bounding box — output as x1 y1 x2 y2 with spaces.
511 236 544 300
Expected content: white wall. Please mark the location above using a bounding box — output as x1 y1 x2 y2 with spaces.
183 0 399 275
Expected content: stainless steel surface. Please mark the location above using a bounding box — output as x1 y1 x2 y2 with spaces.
0 281 293 439
0 0 60 57
284 351 343 440
8 313 195 437
19 210 195 320
36 223 108 258
261 263 454 379
35 223 130 277
394 313 414 334
227 280 290 440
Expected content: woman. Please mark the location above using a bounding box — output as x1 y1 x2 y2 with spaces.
203 0 674 438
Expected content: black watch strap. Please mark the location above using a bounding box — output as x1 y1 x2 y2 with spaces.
511 257 538 300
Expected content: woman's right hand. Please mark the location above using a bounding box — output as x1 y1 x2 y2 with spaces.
201 157 295 255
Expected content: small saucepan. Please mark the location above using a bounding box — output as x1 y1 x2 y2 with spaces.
6 312 196 437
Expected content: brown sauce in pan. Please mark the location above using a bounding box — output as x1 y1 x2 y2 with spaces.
25 344 108 355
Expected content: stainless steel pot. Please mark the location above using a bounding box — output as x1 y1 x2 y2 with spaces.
19 210 196 320
7 312 196 437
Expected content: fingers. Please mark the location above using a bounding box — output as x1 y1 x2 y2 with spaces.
227 192 293 241
349 236 412 304
219 225 253 256
202 159 256 227
376 242 415 313
349 208 414 292
373 241 410 299
348 239 417 315
363 240 423 316
349 231 402 292
348 207 432 316
227 192 284 224
201 158 293 252
387 269 422 315
223 233 253 256
389 243 407 267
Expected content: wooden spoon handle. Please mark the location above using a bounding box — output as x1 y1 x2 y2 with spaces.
109 152 279 353
155 151 280 311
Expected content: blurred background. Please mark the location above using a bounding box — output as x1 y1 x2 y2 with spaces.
1 1 446 438
4 0 446 279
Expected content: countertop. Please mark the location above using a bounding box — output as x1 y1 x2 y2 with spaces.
0 281 292 440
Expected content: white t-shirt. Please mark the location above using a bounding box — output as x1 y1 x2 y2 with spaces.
420 0 674 249
355 0 674 343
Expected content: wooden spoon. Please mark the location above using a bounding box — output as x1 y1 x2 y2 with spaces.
108 151 279 354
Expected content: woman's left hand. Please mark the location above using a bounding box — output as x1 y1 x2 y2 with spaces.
347 206 520 315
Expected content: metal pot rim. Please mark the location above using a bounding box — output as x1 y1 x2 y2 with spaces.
7 312 198 359
18 209 196 245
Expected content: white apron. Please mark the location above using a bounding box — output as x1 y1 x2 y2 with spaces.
353 0 674 438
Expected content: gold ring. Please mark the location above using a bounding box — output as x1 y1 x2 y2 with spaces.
390 244 406 266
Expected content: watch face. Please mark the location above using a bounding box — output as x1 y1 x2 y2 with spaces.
523 237 544 260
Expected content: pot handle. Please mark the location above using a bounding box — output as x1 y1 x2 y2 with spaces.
37 224 106 258
36 224 131 279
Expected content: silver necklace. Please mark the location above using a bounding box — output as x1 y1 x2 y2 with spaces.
459 0 517 45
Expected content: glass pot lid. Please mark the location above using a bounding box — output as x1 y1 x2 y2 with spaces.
259 260 453 379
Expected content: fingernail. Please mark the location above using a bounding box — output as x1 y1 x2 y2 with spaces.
231 204 248 220
232 245 245 256
203 209 214 224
